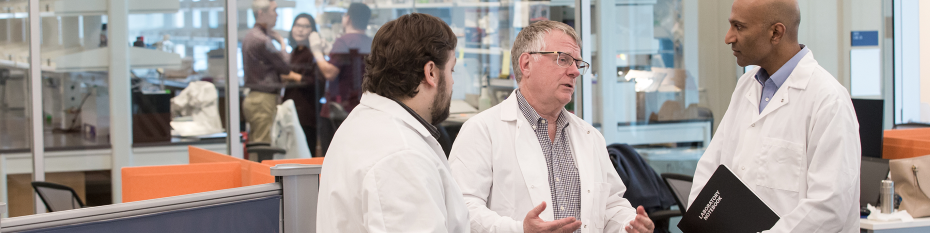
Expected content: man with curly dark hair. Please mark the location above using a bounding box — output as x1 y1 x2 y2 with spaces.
316 13 469 232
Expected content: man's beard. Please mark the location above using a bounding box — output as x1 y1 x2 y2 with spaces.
430 73 451 124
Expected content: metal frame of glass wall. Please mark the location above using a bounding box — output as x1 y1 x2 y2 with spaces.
6 0 243 214
4 0 892 218
7 0 596 215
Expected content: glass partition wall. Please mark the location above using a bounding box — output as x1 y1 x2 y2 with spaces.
1 0 233 216
592 0 709 177
235 0 577 158
0 0 35 217
0 0 886 222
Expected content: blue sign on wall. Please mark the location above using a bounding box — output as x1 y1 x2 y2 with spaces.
852 31 879 46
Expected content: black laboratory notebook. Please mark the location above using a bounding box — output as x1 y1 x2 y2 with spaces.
677 165 780 233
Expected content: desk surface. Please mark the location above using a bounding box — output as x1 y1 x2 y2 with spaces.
861 217 930 230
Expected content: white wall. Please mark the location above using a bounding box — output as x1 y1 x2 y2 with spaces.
851 0 883 33
848 0 884 100
921 0 930 122
797 0 843 85
692 0 738 131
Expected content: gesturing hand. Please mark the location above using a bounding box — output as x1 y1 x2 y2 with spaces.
625 206 654 233
308 31 327 62
523 202 582 233
308 32 325 53
281 71 302 82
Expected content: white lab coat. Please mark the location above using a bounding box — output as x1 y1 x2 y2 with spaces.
170 81 224 136
449 91 639 233
687 50 860 232
316 92 470 233
270 100 311 159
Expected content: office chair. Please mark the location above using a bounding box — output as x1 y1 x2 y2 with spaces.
0 68 9 109
31 181 85 212
607 144 678 233
893 123 930 130
246 142 286 163
660 173 694 215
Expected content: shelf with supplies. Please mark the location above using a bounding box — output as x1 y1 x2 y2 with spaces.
0 0 298 19
178 0 296 11
0 47 181 72
613 120 713 147
37 0 179 16
55 47 182 72
330 1 550 10
461 47 504 55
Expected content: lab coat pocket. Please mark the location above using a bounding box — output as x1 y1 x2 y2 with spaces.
756 137 804 192
591 182 611 229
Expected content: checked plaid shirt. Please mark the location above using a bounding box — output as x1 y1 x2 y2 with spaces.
516 90 581 231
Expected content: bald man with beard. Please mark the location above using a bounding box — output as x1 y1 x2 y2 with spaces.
687 0 861 232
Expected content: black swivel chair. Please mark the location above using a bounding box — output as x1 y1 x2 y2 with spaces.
607 144 679 233
0 68 10 109
660 173 695 216
246 142 286 163
31 181 85 212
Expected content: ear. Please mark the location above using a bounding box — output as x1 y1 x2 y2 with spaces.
422 60 439 88
519 53 532 80
770 22 786 45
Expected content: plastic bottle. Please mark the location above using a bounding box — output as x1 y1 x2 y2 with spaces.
478 78 493 111
155 35 174 52
99 24 107 47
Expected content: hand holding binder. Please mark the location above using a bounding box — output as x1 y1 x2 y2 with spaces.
678 165 780 233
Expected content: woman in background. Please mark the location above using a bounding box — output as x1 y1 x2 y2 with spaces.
283 13 323 156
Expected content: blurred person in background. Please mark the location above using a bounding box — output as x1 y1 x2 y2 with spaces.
242 0 301 143
312 2 373 156
283 13 324 156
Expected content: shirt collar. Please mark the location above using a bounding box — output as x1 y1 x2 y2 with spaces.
516 89 570 130
390 98 441 141
755 44 809 88
253 24 272 36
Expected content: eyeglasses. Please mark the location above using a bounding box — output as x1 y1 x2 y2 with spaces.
528 51 589 75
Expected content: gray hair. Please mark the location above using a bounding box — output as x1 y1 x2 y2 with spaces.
252 0 273 13
511 21 581 83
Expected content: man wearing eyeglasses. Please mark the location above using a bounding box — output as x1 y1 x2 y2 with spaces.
449 21 654 233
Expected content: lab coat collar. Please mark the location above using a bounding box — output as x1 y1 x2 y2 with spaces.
753 45 809 90
500 90 520 122
359 92 435 139
781 50 816 91
744 49 818 123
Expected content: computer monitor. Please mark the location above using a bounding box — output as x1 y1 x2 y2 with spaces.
860 157 890 207
852 99 883 158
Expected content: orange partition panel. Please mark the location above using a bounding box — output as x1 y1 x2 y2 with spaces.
249 162 275 185
883 128 930 159
122 162 241 202
188 146 240 164
261 157 325 166
188 146 270 186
